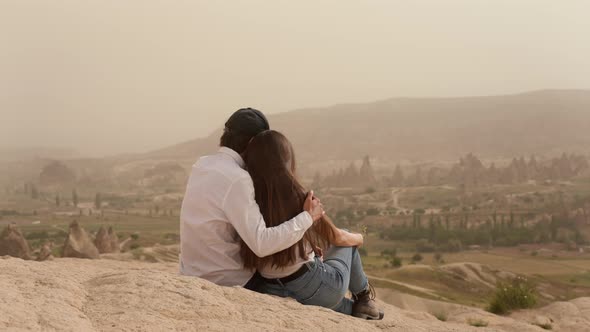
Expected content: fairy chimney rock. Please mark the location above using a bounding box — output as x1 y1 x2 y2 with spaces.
63 220 99 259
0 224 32 260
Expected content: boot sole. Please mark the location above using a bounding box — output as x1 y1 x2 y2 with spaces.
353 311 384 320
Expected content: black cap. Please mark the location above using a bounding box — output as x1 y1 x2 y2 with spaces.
224 108 270 137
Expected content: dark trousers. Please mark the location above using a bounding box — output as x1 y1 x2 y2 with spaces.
244 271 264 293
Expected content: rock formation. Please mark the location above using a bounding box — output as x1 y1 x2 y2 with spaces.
0 224 32 260
94 226 110 253
383 152 590 189
36 241 54 261
108 227 120 253
2 257 590 331
94 226 121 254
322 156 378 188
359 155 377 184
62 220 99 259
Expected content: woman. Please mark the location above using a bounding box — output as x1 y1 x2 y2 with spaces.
240 130 384 320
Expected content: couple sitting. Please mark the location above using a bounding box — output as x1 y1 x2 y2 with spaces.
179 108 384 320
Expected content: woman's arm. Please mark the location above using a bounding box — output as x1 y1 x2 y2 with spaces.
317 216 364 247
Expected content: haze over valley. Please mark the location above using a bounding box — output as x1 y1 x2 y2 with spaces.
3 1 590 331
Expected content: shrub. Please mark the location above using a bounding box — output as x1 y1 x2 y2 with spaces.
391 256 402 268
447 238 463 252
534 323 552 330
488 277 537 315
358 247 368 256
416 239 436 253
411 253 423 263
130 243 141 250
431 311 447 322
381 248 397 257
434 252 444 263
163 233 180 241
467 318 489 327
366 207 380 216
25 231 49 240
130 233 140 240
0 209 18 216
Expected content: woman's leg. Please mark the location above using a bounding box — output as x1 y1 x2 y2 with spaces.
258 256 352 315
322 246 383 320
257 248 372 316
323 246 369 295
318 246 370 315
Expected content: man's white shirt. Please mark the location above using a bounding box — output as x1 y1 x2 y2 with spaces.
179 147 313 286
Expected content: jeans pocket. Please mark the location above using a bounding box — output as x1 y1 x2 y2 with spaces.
298 281 347 310
297 281 323 303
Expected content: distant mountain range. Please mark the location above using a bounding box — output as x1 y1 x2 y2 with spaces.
144 90 590 163
0 147 80 163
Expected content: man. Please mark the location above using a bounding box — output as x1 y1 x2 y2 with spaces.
179 108 324 289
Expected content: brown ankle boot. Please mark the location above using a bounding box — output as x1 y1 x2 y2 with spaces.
352 283 384 320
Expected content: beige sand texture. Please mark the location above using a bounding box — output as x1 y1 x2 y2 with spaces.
1 256 589 332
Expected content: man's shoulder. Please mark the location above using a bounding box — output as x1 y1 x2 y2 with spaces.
192 153 251 184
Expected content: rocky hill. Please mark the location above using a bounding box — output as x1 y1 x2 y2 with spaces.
145 90 590 163
2 256 589 331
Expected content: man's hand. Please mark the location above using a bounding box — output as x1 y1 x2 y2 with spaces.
312 246 324 261
304 190 325 222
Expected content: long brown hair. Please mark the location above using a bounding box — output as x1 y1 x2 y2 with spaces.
240 130 337 270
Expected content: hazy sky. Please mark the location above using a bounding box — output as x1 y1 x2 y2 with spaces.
1 1 589 156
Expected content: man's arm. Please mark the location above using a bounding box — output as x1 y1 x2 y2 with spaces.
223 176 322 258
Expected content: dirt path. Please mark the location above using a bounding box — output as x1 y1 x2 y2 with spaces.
367 274 447 300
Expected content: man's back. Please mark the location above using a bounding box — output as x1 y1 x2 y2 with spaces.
180 147 253 285
179 108 322 288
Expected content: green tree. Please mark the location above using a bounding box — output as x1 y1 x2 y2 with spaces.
434 252 444 263
95 193 102 209
358 247 368 256
428 214 436 242
72 189 78 208
411 253 423 263
381 248 397 257
447 238 462 252
31 185 39 199
391 256 402 268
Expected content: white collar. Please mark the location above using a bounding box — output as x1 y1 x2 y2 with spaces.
219 147 245 168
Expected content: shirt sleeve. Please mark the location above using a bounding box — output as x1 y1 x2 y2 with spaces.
222 175 313 258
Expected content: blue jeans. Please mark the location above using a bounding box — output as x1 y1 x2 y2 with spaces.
258 246 369 315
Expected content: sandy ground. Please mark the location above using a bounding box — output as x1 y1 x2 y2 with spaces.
1 256 589 332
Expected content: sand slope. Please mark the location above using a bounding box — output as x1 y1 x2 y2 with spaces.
0 256 588 332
